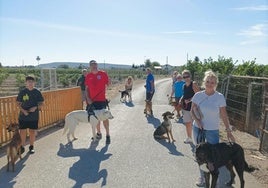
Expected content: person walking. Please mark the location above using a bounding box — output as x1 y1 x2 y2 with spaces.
17 75 44 154
144 68 155 115
180 70 200 144
170 74 185 119
76 69 87 109
191 70 235 187
85 60 111 144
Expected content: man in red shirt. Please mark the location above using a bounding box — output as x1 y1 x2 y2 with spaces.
85 60 111 144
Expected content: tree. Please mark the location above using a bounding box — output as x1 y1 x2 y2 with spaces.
144 59 152 68
151 61 160 67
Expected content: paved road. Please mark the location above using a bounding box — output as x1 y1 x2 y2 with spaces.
0 78 264 188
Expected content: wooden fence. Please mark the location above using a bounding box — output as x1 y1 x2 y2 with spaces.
0 87 82 146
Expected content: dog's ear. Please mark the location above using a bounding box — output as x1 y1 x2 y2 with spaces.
162 112 167 116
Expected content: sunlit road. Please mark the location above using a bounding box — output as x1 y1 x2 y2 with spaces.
0 78 263 188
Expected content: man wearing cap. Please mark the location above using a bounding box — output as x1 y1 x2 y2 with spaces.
85 60 111 144
17 75 44 154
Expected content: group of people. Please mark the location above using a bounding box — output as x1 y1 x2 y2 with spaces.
169 70 236 186
16 60 235 187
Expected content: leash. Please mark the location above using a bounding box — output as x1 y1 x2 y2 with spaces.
197 128 206 144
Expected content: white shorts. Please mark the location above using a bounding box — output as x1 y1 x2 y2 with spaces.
182 109 193 123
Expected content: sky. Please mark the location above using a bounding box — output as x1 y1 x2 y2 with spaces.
0 0 267 67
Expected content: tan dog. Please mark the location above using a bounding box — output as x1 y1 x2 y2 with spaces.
153 111 175 143
144 100 153 116
6 123 22 172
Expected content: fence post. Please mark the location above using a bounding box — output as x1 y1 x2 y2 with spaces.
245 82 252 132
224 75 230 98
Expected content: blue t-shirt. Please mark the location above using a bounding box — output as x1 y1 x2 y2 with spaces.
173 80 185 97
146 73 154 92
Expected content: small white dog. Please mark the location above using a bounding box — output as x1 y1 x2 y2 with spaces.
63 109 114 142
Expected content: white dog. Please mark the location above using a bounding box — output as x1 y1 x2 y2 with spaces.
63 109 114 142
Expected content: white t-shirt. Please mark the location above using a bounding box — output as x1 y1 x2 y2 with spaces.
192 90 226 130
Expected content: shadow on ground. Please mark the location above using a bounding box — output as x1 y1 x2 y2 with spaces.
57 141 112 187
155 139 184 156
0 153 30 188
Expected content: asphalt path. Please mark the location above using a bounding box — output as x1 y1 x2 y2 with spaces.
0 78 264 188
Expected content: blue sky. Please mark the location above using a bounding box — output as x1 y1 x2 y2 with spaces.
0 0 267 67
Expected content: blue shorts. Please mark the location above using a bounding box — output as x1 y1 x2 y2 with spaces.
146 91 154 101
193 126 219 145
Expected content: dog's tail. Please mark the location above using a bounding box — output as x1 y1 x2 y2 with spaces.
244 161 257 173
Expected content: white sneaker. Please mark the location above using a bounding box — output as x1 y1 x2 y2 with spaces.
196 177 205 187
184 137 193 144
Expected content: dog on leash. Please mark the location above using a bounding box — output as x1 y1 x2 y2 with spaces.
119 90 132 102
153 111 176 143
63 109 114 142
6 123 22 172
195 142 256 188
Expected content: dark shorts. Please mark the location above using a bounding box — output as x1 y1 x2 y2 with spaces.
146 92 154 102
19 120 38 130
87 101 107 111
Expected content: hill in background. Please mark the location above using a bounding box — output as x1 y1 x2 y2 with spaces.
38 62 132 69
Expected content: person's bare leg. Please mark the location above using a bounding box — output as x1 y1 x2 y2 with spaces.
96 121 101 133
20 129 27 146
103 119 109 136
186 122 192 138
29 129 36 146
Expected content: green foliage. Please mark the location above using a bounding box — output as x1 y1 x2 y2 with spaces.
183 56 267 79
0 68 9 85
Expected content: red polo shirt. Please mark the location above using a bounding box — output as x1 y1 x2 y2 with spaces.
85 70 109 102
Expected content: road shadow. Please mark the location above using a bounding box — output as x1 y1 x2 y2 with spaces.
0 153 30 188
124 101 134 107
57 141 112 187
146 116 161 128
155 139 184 156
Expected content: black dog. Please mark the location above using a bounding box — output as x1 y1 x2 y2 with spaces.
119 90 131 102
195 142 255 188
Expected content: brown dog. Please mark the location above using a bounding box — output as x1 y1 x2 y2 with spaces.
195 142 255 188
153 111 175 143
6 123 22 172
144 100 153 116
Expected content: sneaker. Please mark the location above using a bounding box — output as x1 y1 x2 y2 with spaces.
96 133 102 140
18 146 25 155
29 145 35 154
184 137 193 144
106 135 111 144
196 177 205 187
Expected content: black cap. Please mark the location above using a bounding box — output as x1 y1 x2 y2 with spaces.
25 75 35 81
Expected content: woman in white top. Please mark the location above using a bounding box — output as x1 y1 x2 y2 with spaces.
191 70 235 186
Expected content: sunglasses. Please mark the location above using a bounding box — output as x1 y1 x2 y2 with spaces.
183 75 190 79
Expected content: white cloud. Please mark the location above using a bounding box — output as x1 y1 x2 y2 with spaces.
232 5 268 11
238 24 267 37
163 31 214 35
